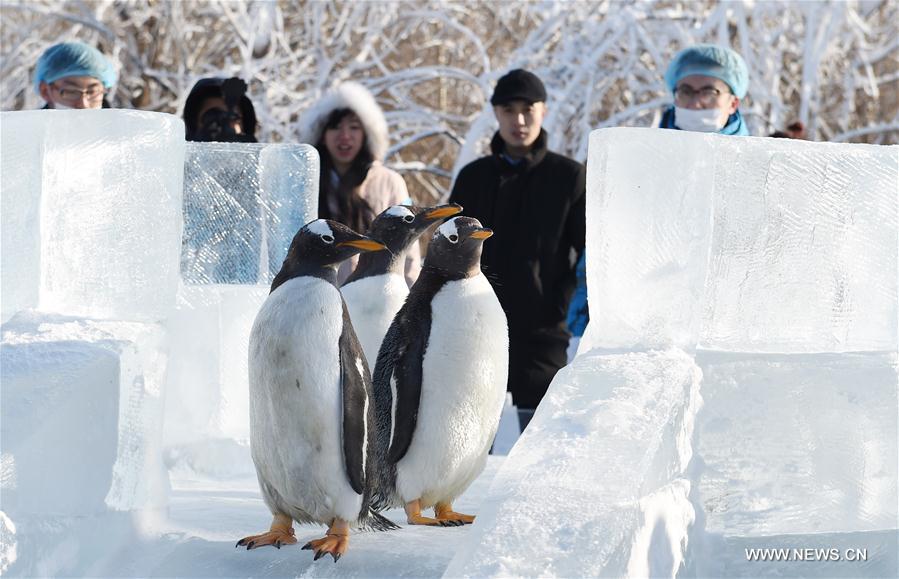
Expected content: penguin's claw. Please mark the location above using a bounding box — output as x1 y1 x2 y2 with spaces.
235 526 297 550
303 533 349 562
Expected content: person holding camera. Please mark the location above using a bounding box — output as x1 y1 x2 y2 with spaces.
183 76 258 142
298 81 419 284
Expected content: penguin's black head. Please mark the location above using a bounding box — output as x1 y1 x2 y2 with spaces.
422 216 492 279
366 203 463 255
271 219 386 292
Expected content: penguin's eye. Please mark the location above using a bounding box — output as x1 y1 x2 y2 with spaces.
321 234 335 244
402 214 415 223
448 234 459 243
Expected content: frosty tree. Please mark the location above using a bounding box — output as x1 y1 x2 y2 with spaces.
2 0 896 202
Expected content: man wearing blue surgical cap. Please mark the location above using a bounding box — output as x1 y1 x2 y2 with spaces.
660 44 750 136
34 41 117 109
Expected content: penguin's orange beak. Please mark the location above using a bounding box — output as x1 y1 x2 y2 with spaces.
338 239 387 252
469 228 493 240
424 204 463 220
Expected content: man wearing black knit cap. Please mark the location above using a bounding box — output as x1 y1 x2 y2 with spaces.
449 69 586 432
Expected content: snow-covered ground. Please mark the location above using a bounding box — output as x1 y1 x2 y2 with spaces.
4 456 504 578
2 110 897 578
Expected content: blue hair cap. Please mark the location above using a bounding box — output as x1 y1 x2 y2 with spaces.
33 41 117 95
664 44 749 99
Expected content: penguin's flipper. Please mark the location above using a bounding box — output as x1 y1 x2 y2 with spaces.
340 301 369 496
236 514 297 550
372 277 437 465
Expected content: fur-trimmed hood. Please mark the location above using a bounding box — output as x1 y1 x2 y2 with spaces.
297 82 389 162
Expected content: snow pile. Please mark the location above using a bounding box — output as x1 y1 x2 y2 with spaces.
451 128 897 578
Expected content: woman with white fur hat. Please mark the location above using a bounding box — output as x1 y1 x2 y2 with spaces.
298 82 420 284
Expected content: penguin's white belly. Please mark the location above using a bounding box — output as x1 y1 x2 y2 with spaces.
343 273 408 364
248 276 362 524
395 274 509 507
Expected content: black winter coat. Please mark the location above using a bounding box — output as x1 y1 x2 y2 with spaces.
449 130 586 408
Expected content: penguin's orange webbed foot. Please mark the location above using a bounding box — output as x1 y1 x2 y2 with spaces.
405 499 464 526
236 522 296 550
302 532 349 562
301 519 350 562
435 502 475 525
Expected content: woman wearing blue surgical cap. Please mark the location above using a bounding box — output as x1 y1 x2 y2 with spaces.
34 41 117 109
660 44 750 136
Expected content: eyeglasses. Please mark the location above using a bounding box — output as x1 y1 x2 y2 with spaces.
674 86 730 106
50 83 107 105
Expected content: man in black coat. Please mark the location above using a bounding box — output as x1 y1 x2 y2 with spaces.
449 69 586 431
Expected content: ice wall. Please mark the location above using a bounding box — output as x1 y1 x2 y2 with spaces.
450 129 897 578
1 110 185 576
580 128 897 353
0 110 185 322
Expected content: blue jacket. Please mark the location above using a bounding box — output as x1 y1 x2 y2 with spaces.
566 252 589 337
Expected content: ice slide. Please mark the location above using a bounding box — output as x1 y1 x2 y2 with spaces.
447 128 898 578
1 111 896 577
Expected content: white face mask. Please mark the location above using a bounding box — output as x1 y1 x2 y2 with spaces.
51 101 74 110
674 106 726 133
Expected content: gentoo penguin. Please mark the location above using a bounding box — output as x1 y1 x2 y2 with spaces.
237 219 398 562
341 203 462 364
372 216 509 526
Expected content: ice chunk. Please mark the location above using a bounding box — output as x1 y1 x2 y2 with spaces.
445 348 702 578
0 112 45 322
581 128 716 350
1 339 119 516
686 351 898 578
581 128 898 353
1 312 169 516
693 351 897 536
163 284 268 477
180 143 318 285
31 110 184 321
701 138 898 352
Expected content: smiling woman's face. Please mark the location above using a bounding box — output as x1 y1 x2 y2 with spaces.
323 112 365 174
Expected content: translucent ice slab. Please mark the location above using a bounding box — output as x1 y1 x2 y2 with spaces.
181 143 318 285
0 110 185 322
582 128 898 353
1 312 169 516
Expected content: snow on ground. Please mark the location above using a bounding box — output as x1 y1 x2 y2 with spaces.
83 457 504 578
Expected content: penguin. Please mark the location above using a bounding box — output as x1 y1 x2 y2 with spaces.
341 203 462 364
237 219 399 562
371 216 509 526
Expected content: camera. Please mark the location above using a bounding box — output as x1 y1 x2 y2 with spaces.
194 77 257 143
